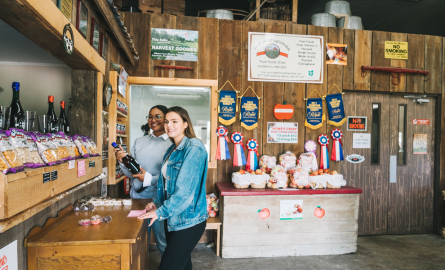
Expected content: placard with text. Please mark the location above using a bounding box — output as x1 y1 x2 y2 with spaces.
267 122 298 143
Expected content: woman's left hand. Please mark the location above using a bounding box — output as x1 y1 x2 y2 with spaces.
137 210 158 226
131 167 147 182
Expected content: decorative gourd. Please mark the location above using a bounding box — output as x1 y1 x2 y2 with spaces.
273 101 294 120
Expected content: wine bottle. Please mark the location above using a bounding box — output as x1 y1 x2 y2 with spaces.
59 101 69 134
111 142 141 174
9 82 26 129
47 95 59 133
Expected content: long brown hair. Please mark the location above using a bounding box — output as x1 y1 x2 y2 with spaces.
166 106 196 139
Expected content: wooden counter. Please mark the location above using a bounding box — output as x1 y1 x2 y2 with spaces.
216 182 362 259
26 199 150 269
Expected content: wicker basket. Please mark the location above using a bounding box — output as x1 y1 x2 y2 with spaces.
327 182 341 189
251 181 266 189
234 183 250 189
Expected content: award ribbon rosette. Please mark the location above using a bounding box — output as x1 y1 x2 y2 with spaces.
231 132 246 167
305 89 325 130
330 129 344 161
215 126 231 161
318 134 330 169
304 140 318 157
246 139 259 171
325 85 346 126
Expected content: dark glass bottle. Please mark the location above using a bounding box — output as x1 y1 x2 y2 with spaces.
9 82 26 129
111 142 141 174
47 95 59 133
59 101 69 134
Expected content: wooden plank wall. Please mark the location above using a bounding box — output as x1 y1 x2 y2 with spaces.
121 14 445 233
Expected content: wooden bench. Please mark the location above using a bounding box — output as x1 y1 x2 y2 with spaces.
206 216 222 256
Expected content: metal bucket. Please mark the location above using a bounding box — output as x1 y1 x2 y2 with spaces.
337 16 363 30
325 0 351 15
206 9 234 20
311 13 336 27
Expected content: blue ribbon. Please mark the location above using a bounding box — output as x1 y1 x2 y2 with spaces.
305 98 323 129
240 97 258 130
218 90 237 125
325 93 346 126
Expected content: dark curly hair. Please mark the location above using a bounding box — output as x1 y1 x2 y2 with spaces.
141 105 168 135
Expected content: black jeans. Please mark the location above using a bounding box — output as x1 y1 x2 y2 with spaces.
158 220 207 270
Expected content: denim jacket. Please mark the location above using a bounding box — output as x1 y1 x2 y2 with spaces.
153 137 209 231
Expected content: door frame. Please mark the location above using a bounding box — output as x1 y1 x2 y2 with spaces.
344 90 442 234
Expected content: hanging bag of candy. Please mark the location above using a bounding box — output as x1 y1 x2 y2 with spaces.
231 132 246 167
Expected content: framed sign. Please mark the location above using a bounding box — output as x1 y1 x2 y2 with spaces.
267 122 298 143
353 133 371 149
385 41 408 60
100 33 108 60
90 17 100 52
347 116 367 131
248 32 324 83
76 0 88 38
326 43 347 65
151 28 199 61
413 134 427 155
59 0 73 21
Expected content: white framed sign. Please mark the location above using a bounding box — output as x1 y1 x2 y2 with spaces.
280 200 303 220
353 133 371 149
118 68 128 97
267 122 298 143
248 32 324 83
0 240 18 270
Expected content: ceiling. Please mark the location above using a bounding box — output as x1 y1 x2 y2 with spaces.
186 0 445 37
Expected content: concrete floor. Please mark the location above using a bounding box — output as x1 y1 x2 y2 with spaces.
149 234 445 270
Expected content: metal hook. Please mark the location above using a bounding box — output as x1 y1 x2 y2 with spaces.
361 70 367 77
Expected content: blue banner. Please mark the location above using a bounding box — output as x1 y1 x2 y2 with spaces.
240 97 258 130
218 90 237 125
305 98 324 129
325 93 346 126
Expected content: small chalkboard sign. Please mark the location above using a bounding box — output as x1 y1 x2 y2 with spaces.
89 161 95 168
347 116 367 131
43 172 51 183
51 170 58 181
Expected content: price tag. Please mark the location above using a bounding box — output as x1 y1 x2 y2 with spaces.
68 160 75 169
51 170 58 181
89 161 95 168
43 172 51 183
78 160 86 177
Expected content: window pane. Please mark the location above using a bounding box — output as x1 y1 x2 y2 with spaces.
398 105 407 165
371 104 380 164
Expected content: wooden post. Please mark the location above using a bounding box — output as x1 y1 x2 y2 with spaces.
71 70 96 139
292 0 298 22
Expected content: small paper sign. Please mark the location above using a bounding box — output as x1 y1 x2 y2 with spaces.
280 200 303 220
385 41 408 60
43 172 51 183
353 133 371 149
68 160 75 169
78 160 86 177
412 119 429 125
0 240 18 270
51 170 58 181
413 134 427 154
89 161 95 168
127 210 146 218
267 122 298 143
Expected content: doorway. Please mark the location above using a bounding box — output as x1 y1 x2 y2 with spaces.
341 93 436 235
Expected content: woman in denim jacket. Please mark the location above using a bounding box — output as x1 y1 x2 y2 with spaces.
138 106 208 270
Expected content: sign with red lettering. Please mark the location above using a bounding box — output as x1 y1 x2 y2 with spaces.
267 122 298 143
347 116 367 131
0 240 18 270
412 119 429 125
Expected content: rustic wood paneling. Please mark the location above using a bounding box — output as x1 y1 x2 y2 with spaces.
371 31 391 91
71 70 96 139
262 22 287 158
407 34 425 93
424 35 443 94
149 14 176 78
390 33 408 92
175 16 199 79
217 20 243 183
241 21 265 156
343 29 355 90
353 30 372 90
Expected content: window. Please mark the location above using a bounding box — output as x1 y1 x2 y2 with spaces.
398 105 407 165
371 104 380 164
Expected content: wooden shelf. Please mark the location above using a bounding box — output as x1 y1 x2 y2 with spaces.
117 111 128 118
0 156 102 220
117 134 128 137
115 176 125 184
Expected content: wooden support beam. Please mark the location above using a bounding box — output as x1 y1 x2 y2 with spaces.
92 0 136 65
292 0 298 22
0 0 106 74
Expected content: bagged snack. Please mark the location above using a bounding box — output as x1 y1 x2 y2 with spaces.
5 128 33 167
90 215 102 225
73 134 90 158
101 215 112 223
78 219 91 226
67 135 81 159
0 130 24 171
48 133 70 161
31 132 60 166
297 153 318 172
83 136 100 156
0 154 11 174
24 132 45 168
57 132 75 159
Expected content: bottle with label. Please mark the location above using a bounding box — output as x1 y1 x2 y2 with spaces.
9 82 26 129
111 142 141 174
47 96 59 133
59 101 69 134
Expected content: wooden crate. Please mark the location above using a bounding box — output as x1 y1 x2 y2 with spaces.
139 0 184 15
0 156 102 219
139 0 162 13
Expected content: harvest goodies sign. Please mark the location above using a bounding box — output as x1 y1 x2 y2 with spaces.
151 28 198 61
248 32 324 83
267 122 298 143
347 116 367 131
385 41 408 60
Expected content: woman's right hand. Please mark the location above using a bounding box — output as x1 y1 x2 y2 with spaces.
113 145 126 163
145 202 157 212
